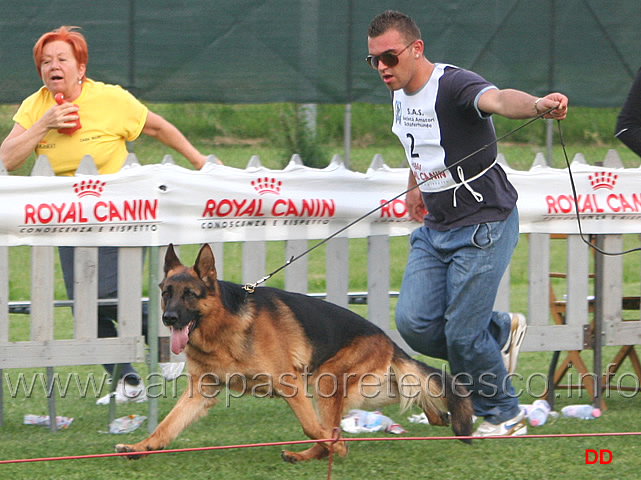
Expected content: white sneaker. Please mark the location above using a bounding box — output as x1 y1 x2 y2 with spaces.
473 409 527 437
501 313 527 375
96 379 147 405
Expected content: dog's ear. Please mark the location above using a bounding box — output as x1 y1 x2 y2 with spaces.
164 244 183 274
194 243 218 289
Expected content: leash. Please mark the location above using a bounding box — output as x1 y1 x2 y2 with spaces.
242 106 637 293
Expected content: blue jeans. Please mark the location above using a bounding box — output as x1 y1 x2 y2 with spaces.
395 207 520 424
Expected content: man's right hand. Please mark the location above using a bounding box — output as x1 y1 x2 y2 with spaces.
406 186 427 222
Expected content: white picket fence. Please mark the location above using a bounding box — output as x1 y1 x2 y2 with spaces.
1 151 640 430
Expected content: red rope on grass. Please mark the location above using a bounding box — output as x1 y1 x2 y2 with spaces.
326 427 342 480
1 431 640 466
0 437 322 464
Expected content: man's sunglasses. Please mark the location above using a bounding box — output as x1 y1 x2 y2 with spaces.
366 41 415 70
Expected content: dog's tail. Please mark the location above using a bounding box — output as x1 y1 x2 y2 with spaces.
390 346 474 443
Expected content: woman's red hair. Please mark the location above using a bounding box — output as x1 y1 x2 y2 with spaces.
32 26 89 80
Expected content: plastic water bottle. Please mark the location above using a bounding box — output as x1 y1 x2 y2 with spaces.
527 399 552 426
561 404 602 420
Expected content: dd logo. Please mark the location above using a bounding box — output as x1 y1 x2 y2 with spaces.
585 449 613 464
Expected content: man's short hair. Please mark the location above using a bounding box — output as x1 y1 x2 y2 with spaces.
368 10 421 42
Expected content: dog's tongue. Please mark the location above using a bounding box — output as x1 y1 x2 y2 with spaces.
170 325 190 354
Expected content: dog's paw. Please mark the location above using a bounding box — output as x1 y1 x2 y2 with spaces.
115 443 147 460
281 449 300 464
281 442 345 463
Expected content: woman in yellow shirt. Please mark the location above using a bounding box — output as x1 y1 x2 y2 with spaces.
1 26 210 173
0 26 215 403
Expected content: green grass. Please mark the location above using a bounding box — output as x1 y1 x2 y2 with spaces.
0 349 640 479
2 103 641 478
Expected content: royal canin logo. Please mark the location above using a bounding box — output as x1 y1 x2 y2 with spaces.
588 171 617 191
73 179 106 198
22 179 158 225
201 176 336 219
251 177 282 195
546 170 641 215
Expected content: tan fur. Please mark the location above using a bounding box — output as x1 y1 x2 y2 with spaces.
115 244 473 463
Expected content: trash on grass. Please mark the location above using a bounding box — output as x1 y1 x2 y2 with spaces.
521 401 560 426
340 409 405 434
24 414 73 430
561 404 601 420
408 412 430 424
106 414 147 434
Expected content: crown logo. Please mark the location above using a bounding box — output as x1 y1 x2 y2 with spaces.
251 177 282 195
588 171 617 191
73 179 106 198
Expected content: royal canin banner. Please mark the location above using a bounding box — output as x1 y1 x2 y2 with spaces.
0 160 639 247
0 162 412 247
506 162 641 234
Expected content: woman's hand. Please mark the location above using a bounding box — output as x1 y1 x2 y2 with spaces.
1 99 79 171
45 100 80 130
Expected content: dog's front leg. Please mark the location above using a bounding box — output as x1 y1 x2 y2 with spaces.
115 378 217 459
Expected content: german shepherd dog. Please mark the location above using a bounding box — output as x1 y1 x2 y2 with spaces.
116 243 473 462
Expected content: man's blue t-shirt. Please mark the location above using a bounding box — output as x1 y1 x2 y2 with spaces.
392 64 518 231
